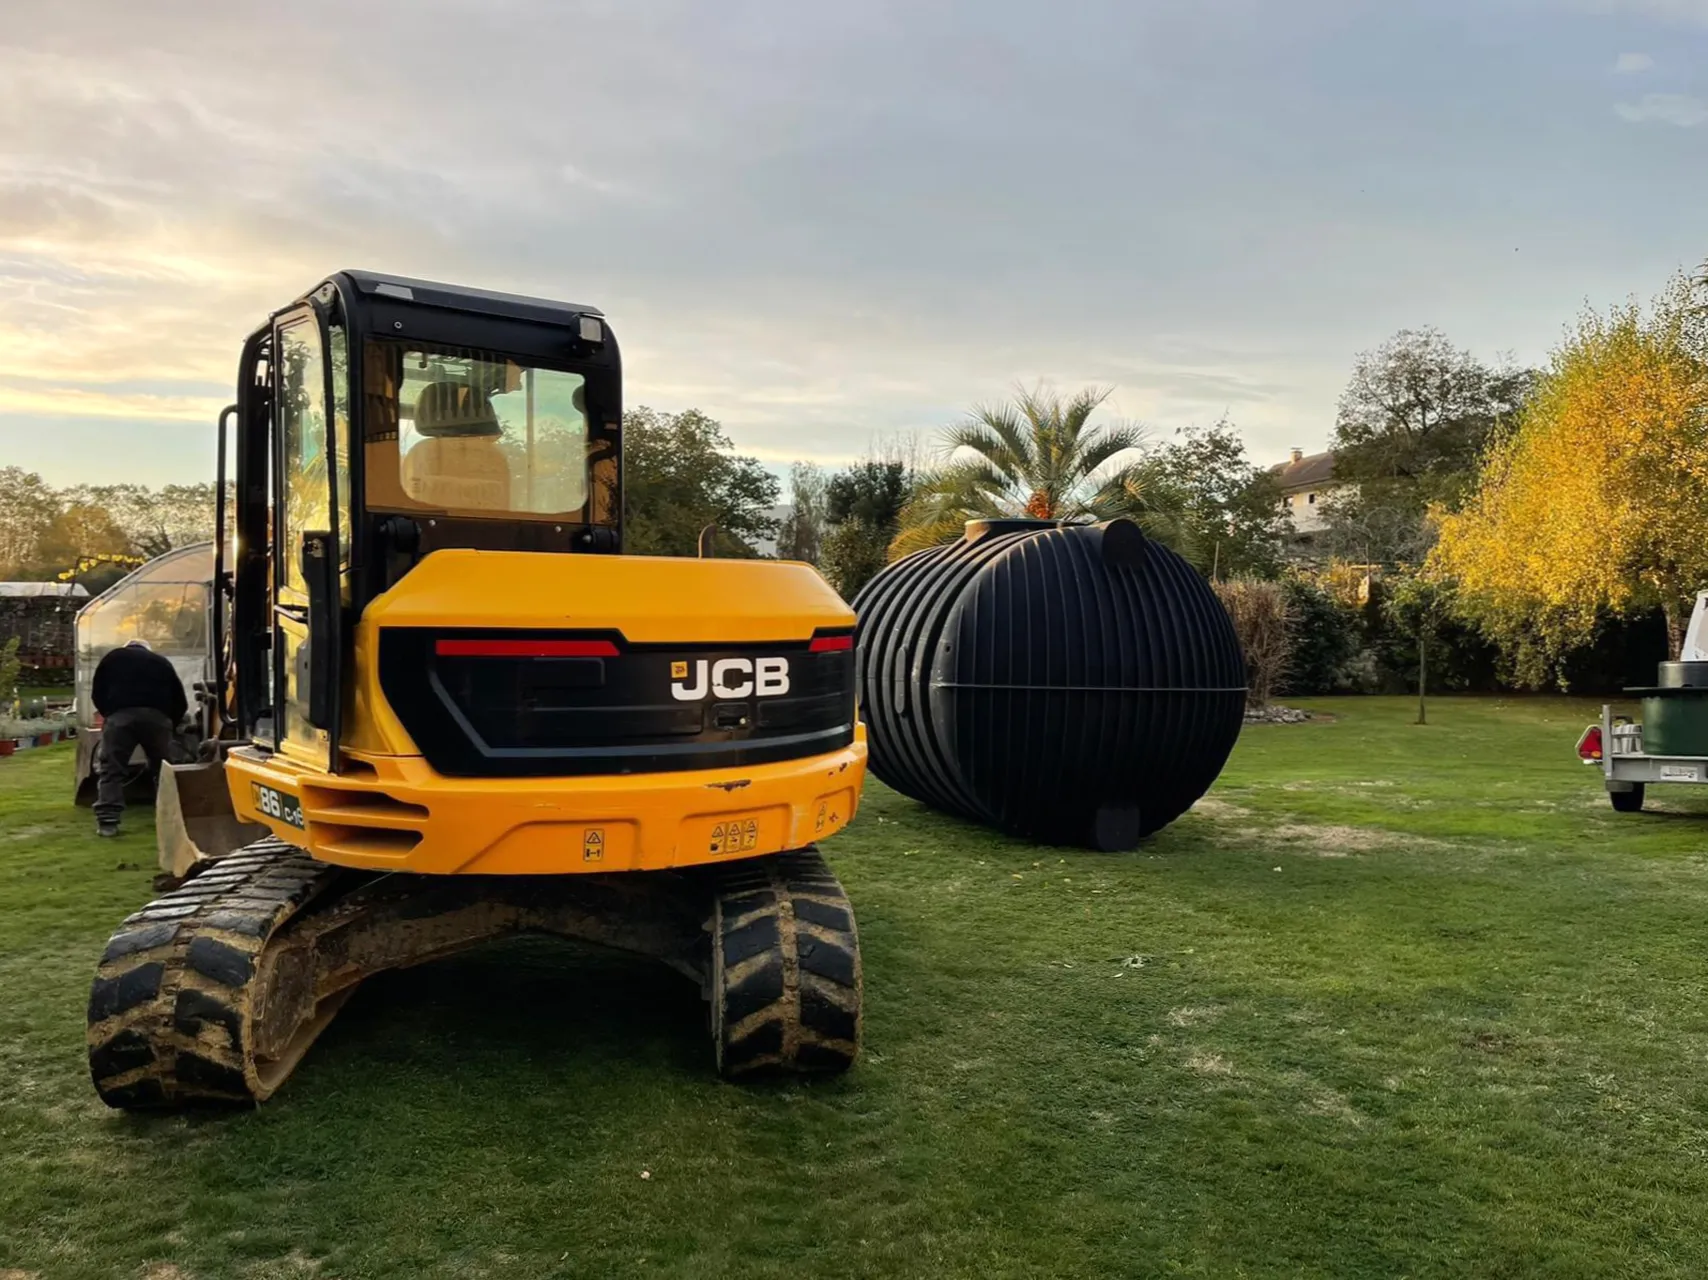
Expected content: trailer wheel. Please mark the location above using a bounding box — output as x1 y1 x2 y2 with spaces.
1610 784 1645 813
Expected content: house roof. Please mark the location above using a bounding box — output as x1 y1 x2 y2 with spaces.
1269 450 1336 492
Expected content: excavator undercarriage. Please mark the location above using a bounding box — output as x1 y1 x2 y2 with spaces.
90 839 860 1106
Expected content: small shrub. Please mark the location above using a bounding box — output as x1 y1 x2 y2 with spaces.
1277 576 1363 695
1337 648 1384 694
820 521 893 601
1213 577 1293 709
0 716 66 740
1366 576 1502 694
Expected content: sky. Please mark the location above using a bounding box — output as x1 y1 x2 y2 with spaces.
1 0 1704 489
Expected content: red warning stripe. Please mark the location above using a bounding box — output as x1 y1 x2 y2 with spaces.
809 634 854 653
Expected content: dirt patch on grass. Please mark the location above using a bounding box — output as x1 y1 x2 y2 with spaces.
1281 780 1394 792
1197 799 1445 856
1302 1086 1366 1126
1265 823 1447 857
238 1252 321 1278
1191 797 1250 820
1167 1005 1224 1027
1187 1052 1234 1076
1272 823 1394 854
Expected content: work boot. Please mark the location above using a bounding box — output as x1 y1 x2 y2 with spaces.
96 820 120 838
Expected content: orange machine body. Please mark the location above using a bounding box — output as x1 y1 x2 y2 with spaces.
223 549 866 874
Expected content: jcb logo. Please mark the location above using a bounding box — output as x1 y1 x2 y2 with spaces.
671 657 790 701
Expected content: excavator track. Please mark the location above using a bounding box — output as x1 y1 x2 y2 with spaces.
87 839 344 1108
88 840 862 1109
709 848 862 1076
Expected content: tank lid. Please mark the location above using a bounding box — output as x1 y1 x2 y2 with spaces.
963 518 1062 544
1657 661 1708 690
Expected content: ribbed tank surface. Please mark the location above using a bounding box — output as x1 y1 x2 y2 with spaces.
852 518 1245 850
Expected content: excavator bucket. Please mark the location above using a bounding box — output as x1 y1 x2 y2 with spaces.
155 760 266 878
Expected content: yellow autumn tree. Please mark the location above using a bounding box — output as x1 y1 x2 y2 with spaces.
1431 273 1708 680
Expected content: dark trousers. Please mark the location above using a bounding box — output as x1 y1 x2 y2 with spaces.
94 708 177 825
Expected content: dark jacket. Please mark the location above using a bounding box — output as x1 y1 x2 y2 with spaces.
92 645 188 724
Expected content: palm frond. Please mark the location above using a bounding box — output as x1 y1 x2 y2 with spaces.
941 420 1025 480
1078 460 1208 569
960 401 1035 475
889 515 974 559
890 461 1013 557
937 457 1014 498
1074 422 1151 477
999 384 1064 505
1058 385 1115 442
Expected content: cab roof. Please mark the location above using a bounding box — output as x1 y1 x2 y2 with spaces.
334 270 604 326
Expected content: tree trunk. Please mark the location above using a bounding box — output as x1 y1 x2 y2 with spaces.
1664 599 1689 659
1415 626 1428 726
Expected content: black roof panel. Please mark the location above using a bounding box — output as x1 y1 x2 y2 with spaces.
336 270 603 325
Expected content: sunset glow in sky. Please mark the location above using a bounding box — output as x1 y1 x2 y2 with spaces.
2 0 1704 486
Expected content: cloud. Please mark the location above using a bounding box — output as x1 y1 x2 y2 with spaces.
1613 51 1655 71
0 377 223 423
1631 0 1708 20
3 0 1708 489
1577 0 1708 23
1614 92 1708 125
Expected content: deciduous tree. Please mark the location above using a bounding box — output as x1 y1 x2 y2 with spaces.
820 454 915 599
1148 419 1286 578
1382 573 1450 724
36 503 136 585
61 483 219 557
1431 273 1708 677
0 468 59 579
775 464 828 564
1322 329 1534 566
621 407 780 557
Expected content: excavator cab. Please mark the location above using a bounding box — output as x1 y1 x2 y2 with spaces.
221 273 624 770
90 273 866 1109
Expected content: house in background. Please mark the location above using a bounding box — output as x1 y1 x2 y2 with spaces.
1269 447 1337 539
1267 448 1381 599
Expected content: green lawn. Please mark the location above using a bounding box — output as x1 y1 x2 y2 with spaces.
6 698 1708 1279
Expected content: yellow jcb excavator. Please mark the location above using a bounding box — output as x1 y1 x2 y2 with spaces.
87 271 866 1108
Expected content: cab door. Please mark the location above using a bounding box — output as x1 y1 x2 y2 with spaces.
271 308 345 772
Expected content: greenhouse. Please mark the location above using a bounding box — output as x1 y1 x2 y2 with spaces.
72 542 216 801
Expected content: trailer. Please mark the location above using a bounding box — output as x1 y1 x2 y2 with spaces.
1577 590 1708 812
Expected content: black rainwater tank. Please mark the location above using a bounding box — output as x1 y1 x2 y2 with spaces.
852 518 1245 850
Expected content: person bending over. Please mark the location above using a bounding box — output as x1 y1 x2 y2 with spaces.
91 638 187 838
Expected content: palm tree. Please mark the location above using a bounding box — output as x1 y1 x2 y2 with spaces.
890 384 1199 562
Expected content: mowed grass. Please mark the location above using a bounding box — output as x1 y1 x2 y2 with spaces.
5 698 1708 1278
